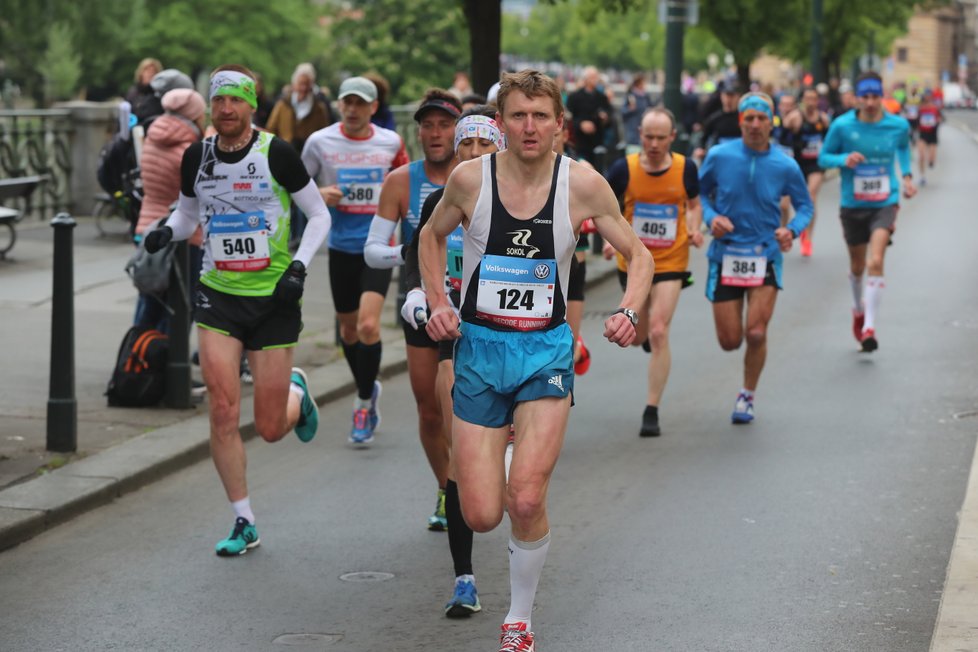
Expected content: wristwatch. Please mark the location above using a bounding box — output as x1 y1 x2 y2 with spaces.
613 307 638 326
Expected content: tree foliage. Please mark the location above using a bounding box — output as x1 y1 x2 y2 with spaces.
37 23 83 102
504 0 724 75
697 0 800 87
320 0 469 104
771 0 920 80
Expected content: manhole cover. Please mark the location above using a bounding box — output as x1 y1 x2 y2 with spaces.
273 633 343 646
339 571 395 582
953 410 978 420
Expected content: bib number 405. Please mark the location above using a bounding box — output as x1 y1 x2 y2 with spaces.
497 288 535 311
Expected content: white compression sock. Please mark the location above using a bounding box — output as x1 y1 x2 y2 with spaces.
849 273 864 313
864 276 885 330
232 497 255 524
505 532 551 631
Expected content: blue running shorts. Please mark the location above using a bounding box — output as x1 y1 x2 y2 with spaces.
452 322 574 428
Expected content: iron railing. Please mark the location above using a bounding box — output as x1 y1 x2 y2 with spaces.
0 109 73 220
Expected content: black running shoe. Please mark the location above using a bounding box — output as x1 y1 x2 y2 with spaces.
640 406 661 437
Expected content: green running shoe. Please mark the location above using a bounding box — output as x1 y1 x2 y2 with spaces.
215 517 260 556
291 367 318 442
428 488 447 531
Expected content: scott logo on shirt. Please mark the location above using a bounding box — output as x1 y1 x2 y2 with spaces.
507 229 540 258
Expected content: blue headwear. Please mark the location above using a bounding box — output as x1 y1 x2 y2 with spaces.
738 94 773 119
855 78 884 97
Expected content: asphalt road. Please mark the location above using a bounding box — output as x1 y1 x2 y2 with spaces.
2 126 978 652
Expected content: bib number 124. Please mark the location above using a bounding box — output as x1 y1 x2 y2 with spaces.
497 288 535 311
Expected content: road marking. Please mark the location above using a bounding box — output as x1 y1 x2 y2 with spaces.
929 430 978 652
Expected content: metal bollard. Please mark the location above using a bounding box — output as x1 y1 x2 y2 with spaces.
164 240 192 408
47 213 77 452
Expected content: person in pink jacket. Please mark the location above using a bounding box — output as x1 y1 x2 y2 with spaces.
133 88 206 331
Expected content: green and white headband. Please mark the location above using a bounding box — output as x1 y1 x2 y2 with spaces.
210 70 257 109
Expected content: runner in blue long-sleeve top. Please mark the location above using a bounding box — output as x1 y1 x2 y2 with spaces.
699 92 813 424
817 70 916 353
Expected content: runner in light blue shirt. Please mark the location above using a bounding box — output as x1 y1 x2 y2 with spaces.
818 71 916 353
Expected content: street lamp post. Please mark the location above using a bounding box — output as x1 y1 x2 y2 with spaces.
812 0 824 84
664 0 687 152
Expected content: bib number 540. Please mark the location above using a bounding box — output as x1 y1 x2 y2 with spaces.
222 238 256 256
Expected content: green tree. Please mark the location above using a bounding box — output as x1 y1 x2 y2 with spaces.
138 0 319 93
37 23 82 102
697 0 800 87
773 0 919 80
321 0 469 104
0 0 139 103
505 1 665 71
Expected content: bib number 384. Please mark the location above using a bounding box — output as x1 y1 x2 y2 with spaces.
476 254 555 331
208 211 270 271
720 245 767 287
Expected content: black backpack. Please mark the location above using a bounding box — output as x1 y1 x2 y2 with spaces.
105 326 169 407
96 132 137 195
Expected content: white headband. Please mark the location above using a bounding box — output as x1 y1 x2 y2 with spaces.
454 115 504 152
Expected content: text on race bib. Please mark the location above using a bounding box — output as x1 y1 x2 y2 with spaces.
801 134 822 160
475 254 556 331
720 244 767 287
853 164 890 202
444 226 465 292
208 211 270 271
633 202 678 248
337 167 384 214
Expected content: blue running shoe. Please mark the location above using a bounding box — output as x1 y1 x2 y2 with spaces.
291 368 318 442
349 408 373 447
731 392 754 424
368 380 382 432
445 577 481 618
215 517 260 556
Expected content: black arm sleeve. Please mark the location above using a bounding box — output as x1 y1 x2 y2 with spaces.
268 136 312 193
683 157 700 199
180 142 203 197
404 188 444 290
604 157 630 198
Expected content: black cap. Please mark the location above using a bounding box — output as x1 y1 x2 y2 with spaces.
414 99 461 122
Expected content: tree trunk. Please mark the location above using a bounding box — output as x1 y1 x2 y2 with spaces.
737 63 751 91
462 0 501 98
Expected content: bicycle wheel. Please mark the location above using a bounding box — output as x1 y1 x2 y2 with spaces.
93 195 129 238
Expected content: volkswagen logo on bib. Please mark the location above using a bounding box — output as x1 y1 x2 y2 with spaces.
248 214 261 228
534 263 551 280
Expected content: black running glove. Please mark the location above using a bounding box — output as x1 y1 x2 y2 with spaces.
143 226 173 254
274 260 306 305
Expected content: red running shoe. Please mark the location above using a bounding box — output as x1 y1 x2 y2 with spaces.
799 230 812 257
860 328 878 353
574 336 591 375
499 621 535 652
852 310 865 343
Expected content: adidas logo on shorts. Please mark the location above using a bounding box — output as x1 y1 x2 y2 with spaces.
548 375 564 392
